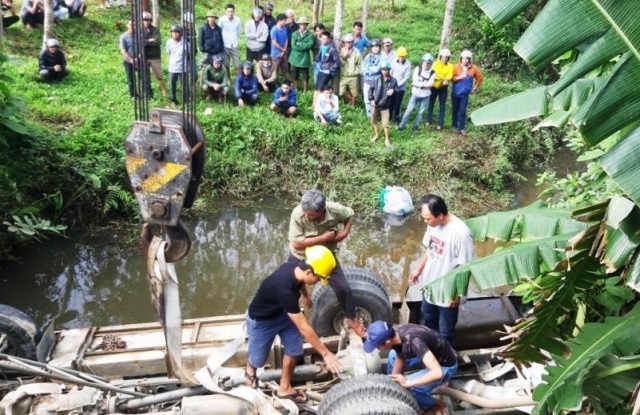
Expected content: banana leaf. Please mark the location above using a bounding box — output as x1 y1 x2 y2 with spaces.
422 233 573 304
602 125 640 205
583 354 640 413
474 0 537 27
513 0 609 71
548 29 626 96
532 302 640 415
578 54 640 146
470 86 547 126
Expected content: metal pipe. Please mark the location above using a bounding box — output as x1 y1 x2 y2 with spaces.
433 386 535 409
223 364 326 389
0 361 147 398
0 352 110 384
118 385 209 411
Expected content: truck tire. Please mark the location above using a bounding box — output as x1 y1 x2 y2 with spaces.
310 266 389 305
324 398 417 415
0 304 37 359
318 374 420 415
311 279 392 337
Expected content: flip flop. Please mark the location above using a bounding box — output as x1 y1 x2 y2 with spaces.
275 390 308 404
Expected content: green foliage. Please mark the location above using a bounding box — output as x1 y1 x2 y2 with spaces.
532 302 640 415
0 0 555 260
3 214 67 242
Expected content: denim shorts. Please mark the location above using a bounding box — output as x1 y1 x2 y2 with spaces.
247 312 303 368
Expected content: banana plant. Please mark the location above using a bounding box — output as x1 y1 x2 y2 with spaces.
421 1 640 413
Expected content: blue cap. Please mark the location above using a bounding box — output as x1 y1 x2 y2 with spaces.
381 61 392 70
363 321 394 353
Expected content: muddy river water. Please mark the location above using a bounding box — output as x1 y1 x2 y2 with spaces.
0 149 579 329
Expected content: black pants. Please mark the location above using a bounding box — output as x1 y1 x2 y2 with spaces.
40 68 69 82
123 61 135 97
169 72 183 103
288 253 356 319
392 89 405 123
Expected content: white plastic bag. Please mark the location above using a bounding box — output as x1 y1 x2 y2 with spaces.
381 186 414 216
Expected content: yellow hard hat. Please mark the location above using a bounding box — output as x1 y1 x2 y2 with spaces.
397 46 408 57
305 246 336 278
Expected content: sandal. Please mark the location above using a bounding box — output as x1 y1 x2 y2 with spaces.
244 369 259 389
275 390 308 404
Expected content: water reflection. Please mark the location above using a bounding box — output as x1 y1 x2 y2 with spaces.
2 207 442 329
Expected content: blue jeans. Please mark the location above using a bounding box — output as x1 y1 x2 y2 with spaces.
421 299 459 349
314 111 340 124
451 93 470 130
246 312 303 368
386 349 458 410
426 86 448 127
399 94 430 129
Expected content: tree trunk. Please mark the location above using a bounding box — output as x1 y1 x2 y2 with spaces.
151 0 159 28
42 0 54 49
312 0 320 26
319 0 324 20
361 0 369 34
333 0 343 46
440 0 456 49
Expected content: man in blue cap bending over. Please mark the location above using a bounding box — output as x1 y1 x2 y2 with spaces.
364 321 459 414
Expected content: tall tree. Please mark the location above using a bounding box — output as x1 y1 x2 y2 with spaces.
42 0 54 49
151 0 159 28
333 0 343 46
362 0 369 34
312 0 320 26
439 0 456 49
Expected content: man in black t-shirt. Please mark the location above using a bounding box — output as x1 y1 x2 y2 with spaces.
364 321 458 413
245 245 342 405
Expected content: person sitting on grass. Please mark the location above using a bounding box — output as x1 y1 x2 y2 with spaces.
235 60 259 108
201 54 229 103
20 0 43 29
257 54 278 92
314 85 341 126
270 79 298 117
39 38 69 82
2 0 19 28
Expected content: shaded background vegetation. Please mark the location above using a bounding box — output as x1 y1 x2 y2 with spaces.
1 0 555 260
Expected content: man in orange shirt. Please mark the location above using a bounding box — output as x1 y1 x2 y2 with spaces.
451 50 483 136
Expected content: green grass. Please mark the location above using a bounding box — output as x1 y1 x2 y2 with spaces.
0 0 554 256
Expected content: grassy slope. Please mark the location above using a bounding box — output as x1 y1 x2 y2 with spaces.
2 0 541 220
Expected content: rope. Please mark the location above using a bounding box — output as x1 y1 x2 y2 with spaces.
131 0 149 121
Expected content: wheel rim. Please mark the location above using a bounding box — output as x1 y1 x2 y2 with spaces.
331 306 374 334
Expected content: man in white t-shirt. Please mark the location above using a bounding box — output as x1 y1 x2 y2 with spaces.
219 3 241 76
407 194 473 348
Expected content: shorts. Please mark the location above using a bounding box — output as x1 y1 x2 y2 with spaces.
247 312 303 368
224 46 240 68
246 48 263 63
291 66 309 82
339 76 358 97
372 106 390 127
146 59 162 79
273 57 289 75
315 71 333 92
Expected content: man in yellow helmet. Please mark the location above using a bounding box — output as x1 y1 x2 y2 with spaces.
245 245 342 404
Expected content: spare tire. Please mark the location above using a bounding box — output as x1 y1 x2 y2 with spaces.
311 268 393 337
319 374 420 415
0 304 37 359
